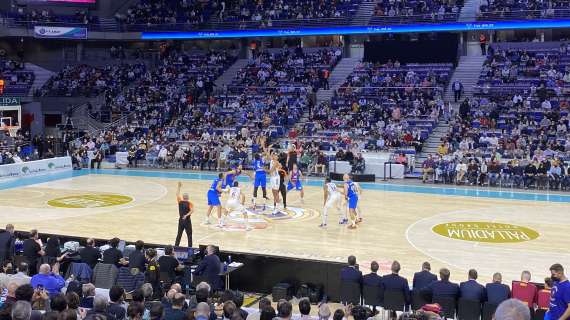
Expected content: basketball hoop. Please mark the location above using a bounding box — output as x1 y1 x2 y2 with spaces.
8 126 19 137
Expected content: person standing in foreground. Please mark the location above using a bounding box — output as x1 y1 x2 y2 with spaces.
175 182 193 247
0 224 15 266
343 174 359 229
546 263 570 320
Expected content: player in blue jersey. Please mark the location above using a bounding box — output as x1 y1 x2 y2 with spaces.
206 173 224 226
343 174 360 229
286 163 304 203
252 149 270 208
222 165 245 191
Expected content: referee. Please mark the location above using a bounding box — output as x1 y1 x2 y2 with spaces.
175 182 194 247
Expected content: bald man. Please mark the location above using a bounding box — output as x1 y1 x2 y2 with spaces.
495 299 530 320
30 264 65 295
175 182 194 247
195 245 222 291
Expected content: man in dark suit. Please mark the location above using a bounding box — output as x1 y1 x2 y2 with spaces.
0 224 15 265
128 240 146 271
460 269 486 302
485 272 510 305
80 238 101 269
381 261 411 305
194 245 222 291
363 261 382 287
422 268 459 301
363 261 382 310
413 262 437 291
340 255 362 284
103 238 127 268
22 229 44 275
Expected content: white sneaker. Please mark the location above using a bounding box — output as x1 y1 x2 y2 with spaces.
205 218 211 225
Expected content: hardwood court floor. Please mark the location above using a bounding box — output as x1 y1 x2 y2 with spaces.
2 169 570 284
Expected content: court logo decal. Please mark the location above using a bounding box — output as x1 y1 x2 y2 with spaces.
432 221 539 243
210 205 317 231
48 194 133 208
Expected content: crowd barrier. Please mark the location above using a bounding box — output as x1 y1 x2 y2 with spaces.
0 156 72 180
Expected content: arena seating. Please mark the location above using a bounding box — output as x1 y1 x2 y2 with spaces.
478 0 570 21
421 42 570 189
3 8 100 30
38 63 147 97
305 61 453 157
120 0 361 31
119 0 214 31
371 0 464 24
0 59 35 97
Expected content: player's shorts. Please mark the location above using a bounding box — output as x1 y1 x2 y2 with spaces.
270 176 280 190
287 180 303 191
225 199 244 213
254 172 266 188
347 195 359 209
325 192 341 208
207 190 221 206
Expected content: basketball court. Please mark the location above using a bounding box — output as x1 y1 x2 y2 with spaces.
2 169 570 284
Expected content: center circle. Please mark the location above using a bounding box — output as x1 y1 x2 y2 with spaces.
47 194 133 208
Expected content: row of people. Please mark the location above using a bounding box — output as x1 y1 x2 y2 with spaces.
341 256 568 318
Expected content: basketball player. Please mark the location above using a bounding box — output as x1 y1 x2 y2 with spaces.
252 149 270 208
287 163 304 203
222 165 243 190
278 163 288 210
223 181 251 231
222 164 253 190
269 153 283 214
355 182 363 223
320 177 343 227
343 174 359 229
206 173 225 227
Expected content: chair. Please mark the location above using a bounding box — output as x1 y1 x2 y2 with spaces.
411 290 428 311
383 289 407 312
92 263 118 289
458 298 482 320
433 296 457 319
160 272 174 292
116 267 145 292
362 284 382 309
340 281 361 305
533 309 546 320
482 302 498 320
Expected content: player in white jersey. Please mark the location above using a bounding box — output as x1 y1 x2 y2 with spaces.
320 177 345 227
223 181 251 230
269 153 282 213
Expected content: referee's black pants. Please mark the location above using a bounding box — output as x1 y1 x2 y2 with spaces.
175 219 192 247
